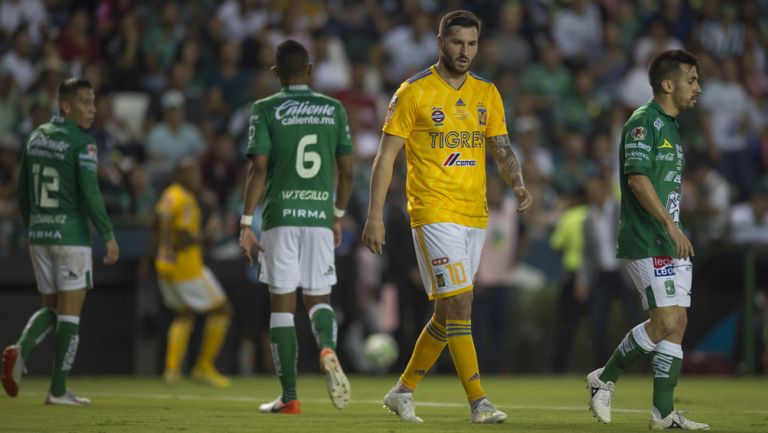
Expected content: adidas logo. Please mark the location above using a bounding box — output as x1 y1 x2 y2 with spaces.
670 420 682 429
456 98 465 106
324 266 335 276
468 372 479 382
590 386 599 398
415 369 426 376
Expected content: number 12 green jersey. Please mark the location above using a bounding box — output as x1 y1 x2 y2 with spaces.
247 85 353 231
617 100 684 259
17 116 115 246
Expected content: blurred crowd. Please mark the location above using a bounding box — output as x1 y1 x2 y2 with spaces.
1 0 768 372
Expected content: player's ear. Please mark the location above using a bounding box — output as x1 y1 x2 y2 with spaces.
270 65 279 79
59 100 69 116
661 79 673 94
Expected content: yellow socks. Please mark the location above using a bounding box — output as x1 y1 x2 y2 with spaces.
195 313 230 370
446 319 485 402
400 318 447 390
166 316 193 373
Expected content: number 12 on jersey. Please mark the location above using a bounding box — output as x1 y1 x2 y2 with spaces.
32 163 60 208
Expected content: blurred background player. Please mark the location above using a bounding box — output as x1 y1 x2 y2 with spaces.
143 157 232 388
362 10 532 424
586 50 708 430
2 78 119 405
239 39 354 414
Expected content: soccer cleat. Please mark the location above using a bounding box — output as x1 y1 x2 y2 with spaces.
44 389 91 406
587 368 614 423
470 398 508 424
2 344 24 397
383 385 423 422
319 348 351 409
162 369 181 386
649 410 710 430
191 365 231 388
259 396 301 414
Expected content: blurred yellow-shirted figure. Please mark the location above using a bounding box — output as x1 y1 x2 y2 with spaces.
147 157 231 388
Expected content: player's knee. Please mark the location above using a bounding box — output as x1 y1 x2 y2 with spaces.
650 314 679 338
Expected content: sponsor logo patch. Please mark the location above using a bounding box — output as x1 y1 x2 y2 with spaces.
431 257 449 266
659 138 673 149
436 272 446 288
442 152 476 167
432 108 445 126
653 256 675 277
654 118 664 131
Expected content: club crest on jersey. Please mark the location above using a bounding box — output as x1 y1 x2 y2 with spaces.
477 103 487 126
443 152 476 167
631 126 646 141
432 107 445 126
654 118 664 131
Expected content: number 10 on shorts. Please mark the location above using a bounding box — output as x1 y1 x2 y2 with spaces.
432 257 467 288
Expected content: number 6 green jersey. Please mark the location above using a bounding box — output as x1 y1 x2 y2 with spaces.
246 85 353 231
16 116 115 246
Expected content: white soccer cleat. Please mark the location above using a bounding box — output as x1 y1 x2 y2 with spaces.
470 398 508 424
383 385 423 422
2 344 24 397
649 410 710 430
587 368 614 423
319 348 350 409
44 389 91 406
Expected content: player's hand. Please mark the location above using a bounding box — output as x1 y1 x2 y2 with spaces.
574 281 590 304
239 225 264 265
104 239 119 265
514 186 533 213
362 218 385 255
333 217 343 248
666 223 695 259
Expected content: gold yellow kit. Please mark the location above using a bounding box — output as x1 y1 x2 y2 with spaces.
154 183 204 282
383 65 508 229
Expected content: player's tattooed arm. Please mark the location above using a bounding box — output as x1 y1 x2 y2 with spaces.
487 134 533 213
487 134 524 188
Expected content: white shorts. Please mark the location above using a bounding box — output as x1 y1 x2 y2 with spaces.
158 267 227 312
624 256 692 310
412 223 486 300
30 245 93 294
258 226 336 295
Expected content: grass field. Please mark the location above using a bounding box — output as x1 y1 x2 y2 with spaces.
2 375 767 432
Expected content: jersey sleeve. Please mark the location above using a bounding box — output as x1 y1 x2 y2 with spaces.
77 143 115 242
382 84 416 138
622 116 655 176
336 103 354 156
485 83 508 138
246 102 271 156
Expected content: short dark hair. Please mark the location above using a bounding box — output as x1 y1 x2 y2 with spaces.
439 10 481 37
648 49 699 94
58 77 92 102
275 40 309 79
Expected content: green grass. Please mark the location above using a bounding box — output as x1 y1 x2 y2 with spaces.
3 375 767 432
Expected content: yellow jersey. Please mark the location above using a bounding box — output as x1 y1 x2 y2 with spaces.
154 183 203 282
383 65 507 228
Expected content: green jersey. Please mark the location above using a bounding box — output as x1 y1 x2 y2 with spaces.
617 100 684 259
246 85 353 231
16 116 115 246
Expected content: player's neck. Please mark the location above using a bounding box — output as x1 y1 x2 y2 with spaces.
435 62 467 89
653 95 679 118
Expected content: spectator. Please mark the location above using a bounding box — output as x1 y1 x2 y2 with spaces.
729 177 768 244
57 9 99 70
522 40 571 126
699 1 745 60
511 115 555 183
201 132 239 210
682 155 731 244
0 67 21 142
0 26 39 92
0 0 48 46
207 39 251 112
214 0 268 43
381 12 437 89
552 132 594 196
552 0 603 64
311 30 351 93
145 90 205 188
489 2 531 73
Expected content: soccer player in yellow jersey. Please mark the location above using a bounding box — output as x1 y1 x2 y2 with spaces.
362 10 532 424
144 157 232 388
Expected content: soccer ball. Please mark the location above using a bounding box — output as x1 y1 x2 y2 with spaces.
363 333 399 370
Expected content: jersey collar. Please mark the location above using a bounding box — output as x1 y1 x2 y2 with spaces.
431 65 468 91
51 115 78 129
282 84 312 94
648 99 675 121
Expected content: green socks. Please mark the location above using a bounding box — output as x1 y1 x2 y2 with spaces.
270 312 297 403
18 308 57 360
309 304 337 351
51 315 80 397
652 341 683 419
600 323 656 383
